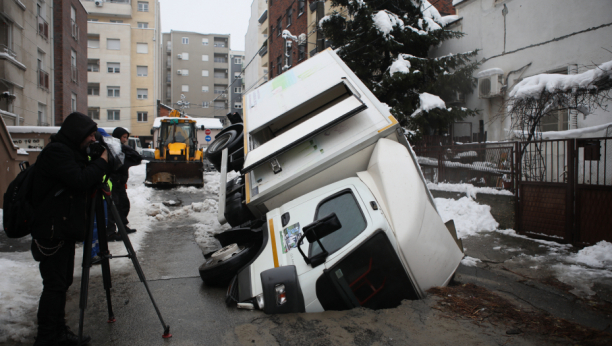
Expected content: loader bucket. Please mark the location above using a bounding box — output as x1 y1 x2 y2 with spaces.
145 161 204 188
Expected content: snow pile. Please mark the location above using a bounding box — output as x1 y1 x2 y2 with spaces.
435 197 499 238
427 182 514 198
389 55 411 75
146 200 218 222
461 256 481 267
551 263 612 297
509 60 612 99
410 92 446 117
282 30 297 41
373 10 404 39
570 241 612 269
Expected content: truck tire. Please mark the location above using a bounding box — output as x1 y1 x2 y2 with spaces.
199 242 257 285
205 124 244 172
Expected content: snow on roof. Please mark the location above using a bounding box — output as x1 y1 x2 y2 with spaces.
475 68 504 78
152 116 223 129
389 55 411 75
509 60 612 99
411 92 447 117
540 121 612 140
7 126 120 134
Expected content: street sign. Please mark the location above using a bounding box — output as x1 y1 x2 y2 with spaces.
205 129 211 135
205 135 212 142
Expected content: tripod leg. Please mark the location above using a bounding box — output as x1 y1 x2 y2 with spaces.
78 191 97 345
107 196 172 338
96 193 116 323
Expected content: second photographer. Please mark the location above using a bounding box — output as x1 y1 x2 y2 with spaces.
107 128 142 240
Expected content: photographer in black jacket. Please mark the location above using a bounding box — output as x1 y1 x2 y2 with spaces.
31 112 107 346
106 127 142 240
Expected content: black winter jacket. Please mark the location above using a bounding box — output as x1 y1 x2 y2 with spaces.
31 113 108 241
111 144 142 186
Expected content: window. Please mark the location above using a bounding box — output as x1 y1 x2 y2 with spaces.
214 54 227 63
287 47 292 68
87 83 100 96
136 43 148 54
202 86 209 92
182 37 189 44
214 70 227 78
234 87 242 93
181 69 189 76
88 18 98 22
110 20 123 23
202 101 209 108
214 85 225 94
234 102 242 109
87 59 99 72
213 39 226 47
214 101 225 109
107 110 120 121
202 38 208 45
107 39 120 50
107 86 120 97
88 108 100 120
234 58 242 64
277 56 282 75
182 85 189 92
234 72 241 79
286 8 292 27
137 111 148 122
37 50 45 71
107 62 120 73
541 69 570 132
298 45 305 61
180 52 189 60
137 66 148 76
71 93 77 112
270 62 274 78
87 35 100 48
310 191 367 257
71 50 77 67
202 70 209 77
38 103 46 125
137 22 149 28
202 54 209 61
71 50 77 82
298 0 305 15
70 6 78 40
137 88 148 99
137 1 149 12
276 17 282 36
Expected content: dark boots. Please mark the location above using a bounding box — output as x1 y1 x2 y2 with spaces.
33 326 91 346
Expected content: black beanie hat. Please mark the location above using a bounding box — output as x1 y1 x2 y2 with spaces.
112 127 130 139
58 112 98 146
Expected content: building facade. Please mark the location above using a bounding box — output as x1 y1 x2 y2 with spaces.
229 50 245 115
161 30 230 124
0 0 54 126
244 0 268 94
54 0 88 125
82 0 161 146
432 0 612 141
268 0 308 80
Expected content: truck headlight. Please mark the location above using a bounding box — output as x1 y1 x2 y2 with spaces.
255 293 265 310
275 284 286 306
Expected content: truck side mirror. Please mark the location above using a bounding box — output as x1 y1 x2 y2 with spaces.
297 213 341 268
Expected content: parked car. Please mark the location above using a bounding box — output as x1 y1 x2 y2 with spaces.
128 137 143 155
141 148 155 160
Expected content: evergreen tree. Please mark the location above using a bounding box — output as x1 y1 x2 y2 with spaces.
319 0 480 138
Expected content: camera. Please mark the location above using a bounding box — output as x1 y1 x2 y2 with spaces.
87 132 124 173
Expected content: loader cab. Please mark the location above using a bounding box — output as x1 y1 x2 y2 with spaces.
157 120 198 160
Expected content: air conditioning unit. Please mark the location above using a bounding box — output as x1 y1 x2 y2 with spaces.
298 33 307 46
477 69 504 98
95 0 103 7
177 54 182 60
176 70 182 75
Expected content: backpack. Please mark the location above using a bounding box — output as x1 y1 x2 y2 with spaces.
2 163 36 238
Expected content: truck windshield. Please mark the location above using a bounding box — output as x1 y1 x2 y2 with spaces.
310 191 367 257
160 122 193 144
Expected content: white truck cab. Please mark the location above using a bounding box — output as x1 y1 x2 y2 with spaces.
200 49 463 314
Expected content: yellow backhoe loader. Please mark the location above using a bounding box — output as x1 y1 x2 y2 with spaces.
145 110 205 187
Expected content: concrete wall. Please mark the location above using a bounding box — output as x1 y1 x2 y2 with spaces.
431 0 612 141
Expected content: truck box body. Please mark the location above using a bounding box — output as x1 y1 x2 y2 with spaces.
242 49 399 216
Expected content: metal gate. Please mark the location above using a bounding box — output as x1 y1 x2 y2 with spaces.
517 137 612 245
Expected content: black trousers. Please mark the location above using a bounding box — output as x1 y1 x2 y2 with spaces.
31 238 76 339
107 184 130 235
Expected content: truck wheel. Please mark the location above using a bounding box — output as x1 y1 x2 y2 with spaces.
205 124 244 172
199 242 256 285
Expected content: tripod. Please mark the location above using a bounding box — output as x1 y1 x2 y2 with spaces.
78 184 171 343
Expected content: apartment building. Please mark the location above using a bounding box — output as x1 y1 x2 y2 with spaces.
268 0 308 80
229 50 244 115
244 0 268 94
161 31 231 124
82 0 161 146
54 0 88 125
0 0 54 126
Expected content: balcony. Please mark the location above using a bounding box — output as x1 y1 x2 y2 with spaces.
38 16 49 40
166 60 171 69
38 69 50 90
0 54 26 86
82 0 132 18
258 44 267 57
71 65 78 84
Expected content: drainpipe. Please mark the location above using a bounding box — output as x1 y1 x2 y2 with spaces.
50 0 55 126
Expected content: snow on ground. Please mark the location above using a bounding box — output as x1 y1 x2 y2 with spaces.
0 163 152 343
428 182 514 199
461 256 481 267
435 197 499 238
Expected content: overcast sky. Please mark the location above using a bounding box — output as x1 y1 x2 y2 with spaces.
159 0 253 52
